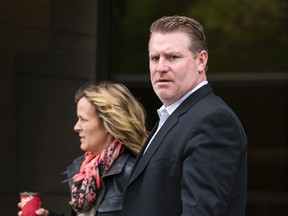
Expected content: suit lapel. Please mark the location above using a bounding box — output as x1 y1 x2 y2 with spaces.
129 115 178 183
128 84 213 185
127 123 158 183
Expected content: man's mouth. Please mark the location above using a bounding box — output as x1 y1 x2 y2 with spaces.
156 79 172 85
157 78 171 83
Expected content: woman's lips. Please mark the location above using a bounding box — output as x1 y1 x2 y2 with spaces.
80 136 85 142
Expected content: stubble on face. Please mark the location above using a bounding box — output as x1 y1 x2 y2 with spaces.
149 31 199 106
152 82 178 102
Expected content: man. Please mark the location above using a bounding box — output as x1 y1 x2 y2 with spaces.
122 15 247 216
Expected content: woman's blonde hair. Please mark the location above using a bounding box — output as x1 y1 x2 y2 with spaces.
75 81 148 155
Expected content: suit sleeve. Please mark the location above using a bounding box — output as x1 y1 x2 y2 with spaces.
181 109 246 216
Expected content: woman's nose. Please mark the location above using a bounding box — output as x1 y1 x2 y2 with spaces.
74 121 80 132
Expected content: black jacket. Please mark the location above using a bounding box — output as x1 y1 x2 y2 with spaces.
122 84 247 216
50 150 135 216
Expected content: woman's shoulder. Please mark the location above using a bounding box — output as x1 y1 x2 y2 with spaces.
106 150 136 177
97 150 136 214
120 150 137 167
120 150 136 175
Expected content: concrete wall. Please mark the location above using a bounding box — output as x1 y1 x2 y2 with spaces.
0 1 97 215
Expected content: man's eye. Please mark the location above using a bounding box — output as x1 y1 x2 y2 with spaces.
151 56 159 61
169 55 178 60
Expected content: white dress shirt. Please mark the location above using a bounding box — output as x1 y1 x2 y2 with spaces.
144 81 208 153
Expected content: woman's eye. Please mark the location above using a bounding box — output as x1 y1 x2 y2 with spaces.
79 117 87 122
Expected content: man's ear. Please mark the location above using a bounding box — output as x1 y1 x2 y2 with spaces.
197 50 208 73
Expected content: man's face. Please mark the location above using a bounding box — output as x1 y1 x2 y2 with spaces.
149 31 207 106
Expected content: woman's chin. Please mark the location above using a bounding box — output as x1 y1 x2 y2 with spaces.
80 144 88 152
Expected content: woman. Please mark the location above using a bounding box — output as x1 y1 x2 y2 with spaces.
18 81 148 216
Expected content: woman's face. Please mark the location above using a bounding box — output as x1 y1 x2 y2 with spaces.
74 97 113 155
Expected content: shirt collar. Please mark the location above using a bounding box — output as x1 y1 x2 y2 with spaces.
158 81 208 116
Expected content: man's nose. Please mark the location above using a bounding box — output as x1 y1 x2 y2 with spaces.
156 58 168 72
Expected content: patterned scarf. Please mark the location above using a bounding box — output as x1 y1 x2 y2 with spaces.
70 139 124 213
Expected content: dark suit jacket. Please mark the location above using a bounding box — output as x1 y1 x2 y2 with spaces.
122 84 247 216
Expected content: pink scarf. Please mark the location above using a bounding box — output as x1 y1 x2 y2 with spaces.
70 139 124 213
